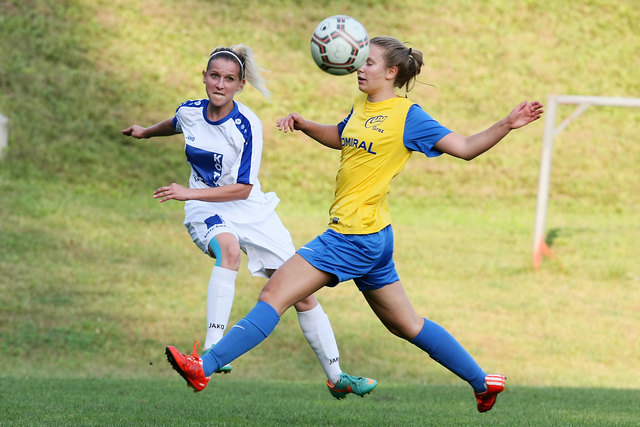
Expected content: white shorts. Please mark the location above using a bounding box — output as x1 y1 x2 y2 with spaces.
184 207 295 278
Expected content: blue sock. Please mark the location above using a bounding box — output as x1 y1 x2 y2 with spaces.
201 301 280 377
411 318 487 392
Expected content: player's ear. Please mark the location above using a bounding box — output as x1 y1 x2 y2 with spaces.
202 70 207 83
386 66 398 81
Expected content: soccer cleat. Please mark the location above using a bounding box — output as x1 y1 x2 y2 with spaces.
215 364 232 374
165 340 210 392
475 374 506 412
327 373 377 400
201 346 232 374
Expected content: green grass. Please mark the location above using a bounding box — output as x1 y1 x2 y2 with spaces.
1 0 639 424
2 377 639 426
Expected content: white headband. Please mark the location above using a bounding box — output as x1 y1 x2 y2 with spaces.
209 50 245 78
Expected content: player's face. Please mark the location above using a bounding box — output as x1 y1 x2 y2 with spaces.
202 58 245 113
357 44 395 99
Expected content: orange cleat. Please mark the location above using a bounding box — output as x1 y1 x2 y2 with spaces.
165 341 210 392
475 374 506 412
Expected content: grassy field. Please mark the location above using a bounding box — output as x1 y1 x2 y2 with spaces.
1 0 639 424
2 377 640 426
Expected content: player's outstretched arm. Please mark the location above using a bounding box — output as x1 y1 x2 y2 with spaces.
122 118 177 139
434 100 543 161
276 113 342 149
153 182 253 203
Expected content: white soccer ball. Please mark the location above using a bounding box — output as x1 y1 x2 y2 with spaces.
310 15 370 76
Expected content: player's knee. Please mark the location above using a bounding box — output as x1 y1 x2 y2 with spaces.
258 284 291 315
219 244 241 270
209 237 241 270
293 294 318 312
258 285 275 304
384 323 407 339
222 243 241 262
382 317 423 341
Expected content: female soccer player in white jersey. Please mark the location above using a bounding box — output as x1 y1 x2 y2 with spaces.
122 45 376 398
165 37 543 412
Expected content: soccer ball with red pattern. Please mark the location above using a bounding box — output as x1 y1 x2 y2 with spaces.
310 15 369 75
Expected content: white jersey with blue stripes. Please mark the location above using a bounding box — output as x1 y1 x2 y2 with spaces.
173 99 279 223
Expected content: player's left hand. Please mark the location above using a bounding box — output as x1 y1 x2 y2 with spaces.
153 183 190 203
507 101 544 129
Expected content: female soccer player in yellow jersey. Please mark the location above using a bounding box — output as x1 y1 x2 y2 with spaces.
166 36 543 412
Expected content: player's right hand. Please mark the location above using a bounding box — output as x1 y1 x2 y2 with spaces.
121 124 147 139
276 113 304 133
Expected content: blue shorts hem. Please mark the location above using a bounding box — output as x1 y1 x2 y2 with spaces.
296 226 398 292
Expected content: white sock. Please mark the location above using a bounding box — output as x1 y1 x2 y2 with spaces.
297 302 342 385
204 266 237 350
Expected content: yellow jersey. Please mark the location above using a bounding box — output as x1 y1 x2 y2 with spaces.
329 94 451 234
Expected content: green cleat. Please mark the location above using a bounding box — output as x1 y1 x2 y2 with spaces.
327 373 377 399
201 346 232 374
215 364 232 374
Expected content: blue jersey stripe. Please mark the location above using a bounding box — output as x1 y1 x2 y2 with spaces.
235 115 253 184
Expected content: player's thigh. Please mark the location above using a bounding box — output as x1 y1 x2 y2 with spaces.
264 269 320 313
362 281 424 340
259 254 331 315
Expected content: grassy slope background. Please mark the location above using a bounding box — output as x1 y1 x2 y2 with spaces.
1 0 639 394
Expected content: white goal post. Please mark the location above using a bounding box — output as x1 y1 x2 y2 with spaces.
533 94 640 269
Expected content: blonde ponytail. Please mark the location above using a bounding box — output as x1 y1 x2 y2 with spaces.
207 45 270 100
230 44 270 100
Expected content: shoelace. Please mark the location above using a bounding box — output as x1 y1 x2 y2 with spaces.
335 375 370 387
191 340 202 358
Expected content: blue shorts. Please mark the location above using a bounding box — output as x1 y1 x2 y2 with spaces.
297 225 399 291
